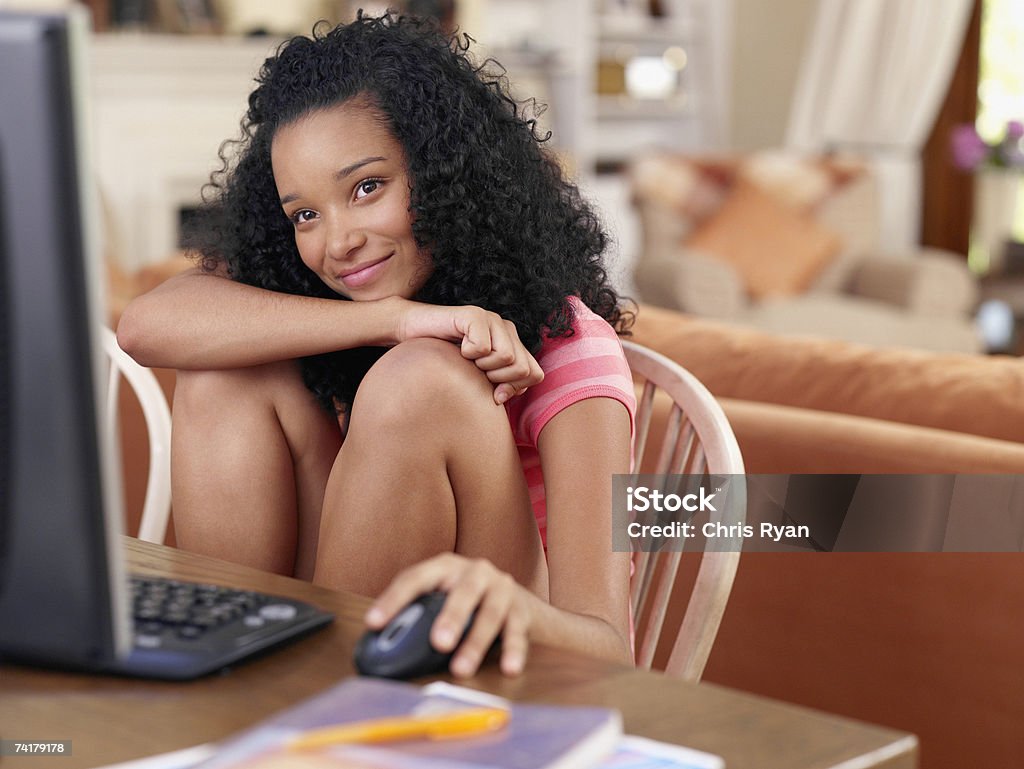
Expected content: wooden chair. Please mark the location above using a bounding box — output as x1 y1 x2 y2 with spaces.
622 340 745 681
99 326 172 544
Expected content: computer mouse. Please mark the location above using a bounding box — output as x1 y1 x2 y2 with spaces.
354 591 485 679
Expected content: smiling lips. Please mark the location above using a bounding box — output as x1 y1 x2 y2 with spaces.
338 254 392 289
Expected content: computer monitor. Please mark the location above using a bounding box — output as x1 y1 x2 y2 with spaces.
0 10 332 679
0 8 132 670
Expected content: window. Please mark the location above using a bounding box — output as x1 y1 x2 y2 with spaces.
978 0 1024 240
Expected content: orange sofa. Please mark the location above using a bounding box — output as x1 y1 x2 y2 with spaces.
629 303 1024 769
631 303 1024 475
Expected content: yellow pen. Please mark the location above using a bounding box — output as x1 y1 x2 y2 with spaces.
287 706 510 751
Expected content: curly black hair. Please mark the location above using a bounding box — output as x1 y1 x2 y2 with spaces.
188 12 633 411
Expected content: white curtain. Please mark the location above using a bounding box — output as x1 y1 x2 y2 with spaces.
786 0 974 250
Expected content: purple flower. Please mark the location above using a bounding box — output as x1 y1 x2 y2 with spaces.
951 124 989 170
950 120 1024 171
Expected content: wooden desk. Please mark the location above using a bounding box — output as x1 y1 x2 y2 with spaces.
0 540 917 769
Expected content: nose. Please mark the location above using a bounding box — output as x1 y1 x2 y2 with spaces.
324 214 367 263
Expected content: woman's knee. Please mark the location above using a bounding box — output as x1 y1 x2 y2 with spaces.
351 339 495 427
173 360 307 416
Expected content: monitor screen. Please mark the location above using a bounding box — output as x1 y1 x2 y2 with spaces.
0 8 130 668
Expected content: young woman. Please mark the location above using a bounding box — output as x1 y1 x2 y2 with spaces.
117 13 636 678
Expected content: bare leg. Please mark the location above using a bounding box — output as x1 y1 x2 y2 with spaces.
313 339 548 599
171 361 342 579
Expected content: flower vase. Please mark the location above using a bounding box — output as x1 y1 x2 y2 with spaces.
972 170 1021 274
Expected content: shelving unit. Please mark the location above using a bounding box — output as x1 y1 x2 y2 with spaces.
595 6 706 166
461 0 731 174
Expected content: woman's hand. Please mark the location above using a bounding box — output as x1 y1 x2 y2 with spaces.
364 553 538 678
389 299 543 404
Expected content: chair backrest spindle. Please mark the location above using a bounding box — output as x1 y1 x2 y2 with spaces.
622 340 745 682
99 326 172 544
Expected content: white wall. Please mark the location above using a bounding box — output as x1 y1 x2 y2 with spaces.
729 0 817 150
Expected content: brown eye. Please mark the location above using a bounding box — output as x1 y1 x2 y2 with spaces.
355 179 381 199
290 209 317 225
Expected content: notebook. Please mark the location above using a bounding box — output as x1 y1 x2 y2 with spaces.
192 678 623 769
0 8 332 680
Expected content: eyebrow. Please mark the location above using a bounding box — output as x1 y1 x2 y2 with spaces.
279 156 387 206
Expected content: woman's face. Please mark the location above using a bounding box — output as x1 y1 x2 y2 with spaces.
271 101 431 301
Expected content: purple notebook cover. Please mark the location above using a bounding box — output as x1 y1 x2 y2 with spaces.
196 678 622 769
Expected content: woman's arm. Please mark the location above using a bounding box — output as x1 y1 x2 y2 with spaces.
116 267 542 402
117 267 394 368
530 396 634 660
365 396 634 676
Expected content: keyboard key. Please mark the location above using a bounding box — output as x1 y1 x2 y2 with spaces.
124 575 333 680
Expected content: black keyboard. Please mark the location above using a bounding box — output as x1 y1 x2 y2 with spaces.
105 576 333 681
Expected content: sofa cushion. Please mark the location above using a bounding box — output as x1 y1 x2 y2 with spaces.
685 178 841 299
742 294 983 354
629 154 734 222
738 151 834 210
630 303 1024 444
721 399 1024 474
637 384 1024 475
